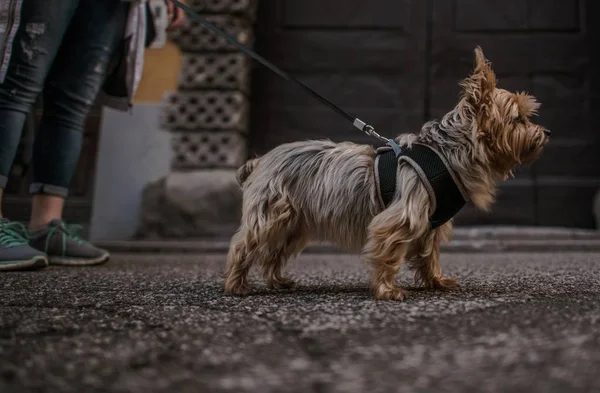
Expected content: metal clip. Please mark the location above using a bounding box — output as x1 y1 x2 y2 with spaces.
352 118 400 156
386 139 402 157
353 118 389 144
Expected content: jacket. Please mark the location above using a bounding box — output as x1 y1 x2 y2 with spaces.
0 0 149 111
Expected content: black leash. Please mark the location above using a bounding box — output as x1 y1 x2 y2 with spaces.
166 0 401 156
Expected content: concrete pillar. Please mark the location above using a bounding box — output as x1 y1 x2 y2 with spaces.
137 0 258 239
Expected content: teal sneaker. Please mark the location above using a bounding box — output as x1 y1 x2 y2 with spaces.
0 218 48 271
28 219 110 266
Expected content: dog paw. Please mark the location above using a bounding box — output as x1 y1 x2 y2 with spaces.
375 285 408 301
275 278 296 289
270 277 295 290
431 276 460 291
224 282 252 296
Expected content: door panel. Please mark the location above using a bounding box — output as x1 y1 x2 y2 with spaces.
249 0 429 155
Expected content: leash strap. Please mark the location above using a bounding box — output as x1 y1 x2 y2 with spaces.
166 0 401 153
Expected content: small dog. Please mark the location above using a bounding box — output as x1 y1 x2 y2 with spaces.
224 47 549 300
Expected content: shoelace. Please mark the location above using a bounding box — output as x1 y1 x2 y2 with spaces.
43 222 86 256
0 221 29 248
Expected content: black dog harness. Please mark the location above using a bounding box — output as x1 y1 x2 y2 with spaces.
374 143 469 229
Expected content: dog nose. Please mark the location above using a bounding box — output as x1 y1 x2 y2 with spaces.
544 129 551 136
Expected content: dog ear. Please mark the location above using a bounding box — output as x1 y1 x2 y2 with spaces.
459 46 497 108
515 92 541 117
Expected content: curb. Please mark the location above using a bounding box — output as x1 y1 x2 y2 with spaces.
94 238 600 254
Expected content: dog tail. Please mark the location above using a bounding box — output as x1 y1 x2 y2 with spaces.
236 157 260 186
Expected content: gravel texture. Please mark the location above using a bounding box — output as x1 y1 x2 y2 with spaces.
1 252 600 393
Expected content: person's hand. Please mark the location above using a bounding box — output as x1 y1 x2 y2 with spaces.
165 0 185 29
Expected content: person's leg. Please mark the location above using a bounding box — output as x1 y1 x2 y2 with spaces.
0 0 79 211
0 0 79 270
27 0 129 265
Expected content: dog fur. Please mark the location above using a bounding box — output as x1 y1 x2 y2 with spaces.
223 47 549 300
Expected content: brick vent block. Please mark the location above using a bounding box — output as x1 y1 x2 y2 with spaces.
171 131 247 168
168 15 254 52
187 0 258 19
162 91 249 132
178 53 251 91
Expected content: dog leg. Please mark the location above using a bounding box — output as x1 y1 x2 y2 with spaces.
225 189 300 294
263 248 295 290
264 233 309 290
265 258 293 290
257 197 307 290
363 202 428 301
366 242 409 301
407 221 459 290
224 228 256 295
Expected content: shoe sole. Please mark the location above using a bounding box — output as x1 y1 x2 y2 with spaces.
0 256 49 272
49 253 110 266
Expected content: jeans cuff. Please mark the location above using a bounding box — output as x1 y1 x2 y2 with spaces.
29 183 69 198
0 174 7 189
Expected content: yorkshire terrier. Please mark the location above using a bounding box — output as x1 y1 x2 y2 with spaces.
223 47 550 300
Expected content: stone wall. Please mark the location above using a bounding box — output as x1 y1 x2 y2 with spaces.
137 0 258 239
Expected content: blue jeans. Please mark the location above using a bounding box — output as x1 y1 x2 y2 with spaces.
0 0 129 197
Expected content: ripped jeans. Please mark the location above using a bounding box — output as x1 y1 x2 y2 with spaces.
0 0 129 197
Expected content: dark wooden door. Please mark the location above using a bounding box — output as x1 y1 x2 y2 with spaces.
249 0 600 228
248 0 430 153
431 0 599 227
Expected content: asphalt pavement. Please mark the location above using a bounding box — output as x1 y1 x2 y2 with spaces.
1 251 600 393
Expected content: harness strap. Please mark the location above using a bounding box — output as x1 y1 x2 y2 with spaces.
375 147 398 208
376 143 469 229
